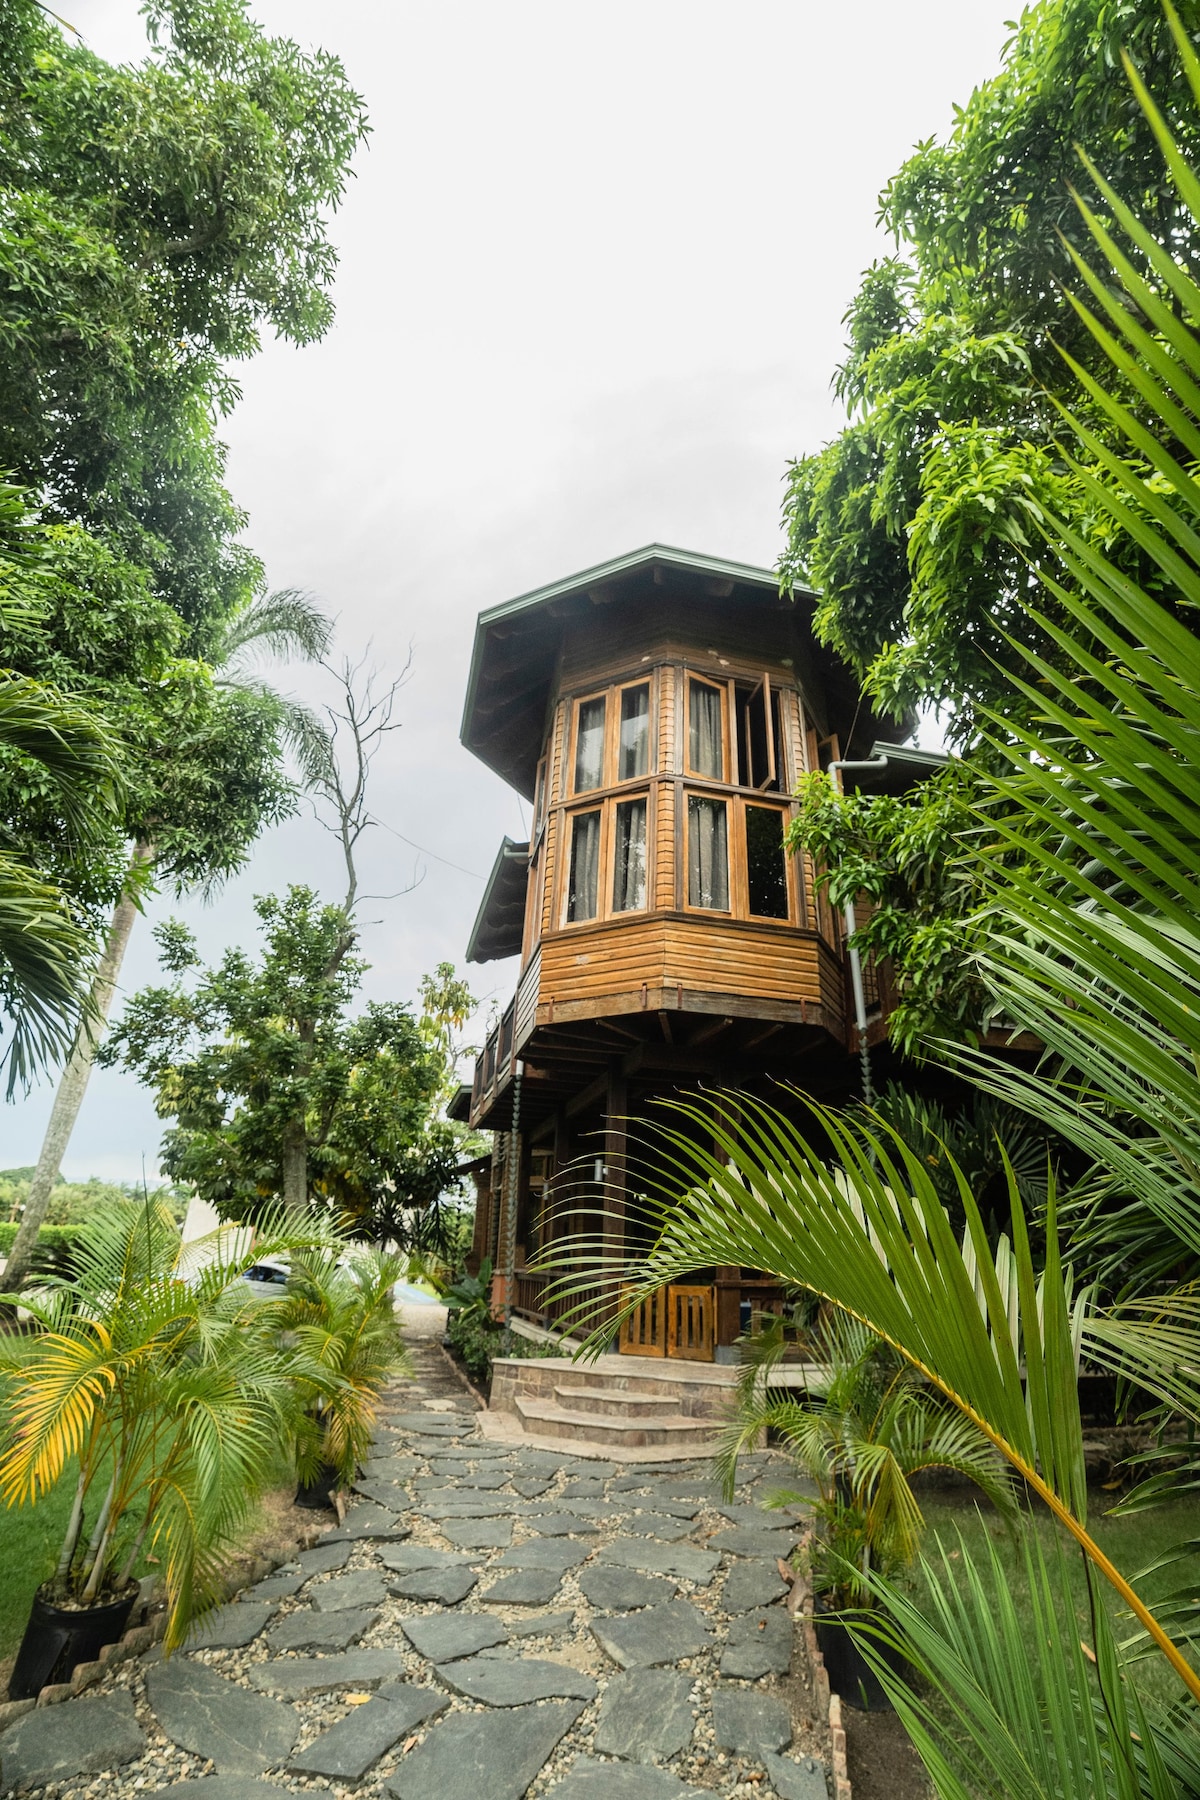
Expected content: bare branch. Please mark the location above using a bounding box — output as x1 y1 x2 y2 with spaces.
310 647 413 918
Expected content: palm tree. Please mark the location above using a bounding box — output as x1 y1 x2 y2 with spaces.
540 10 1200 1787
0 1199 340 1654
0 478 123 1092
2 587 333 1292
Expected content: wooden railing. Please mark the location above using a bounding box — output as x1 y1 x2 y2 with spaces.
470 950 542 1123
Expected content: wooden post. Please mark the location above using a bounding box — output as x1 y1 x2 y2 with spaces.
715 1267 743 1348
602 1065 628 1340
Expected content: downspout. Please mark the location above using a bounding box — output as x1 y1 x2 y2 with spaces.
501 1060 524 1353
826 756 890 1107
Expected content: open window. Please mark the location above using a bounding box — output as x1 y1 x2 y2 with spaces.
734 676 782 790
687 678 726 780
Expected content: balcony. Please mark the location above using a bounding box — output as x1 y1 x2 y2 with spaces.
470 949 541 1125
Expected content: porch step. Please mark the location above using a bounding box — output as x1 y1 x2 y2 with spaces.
514 1396 714 1449
552 1384 679 1419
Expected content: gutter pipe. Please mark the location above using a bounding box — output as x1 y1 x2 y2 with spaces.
825 756 891 1106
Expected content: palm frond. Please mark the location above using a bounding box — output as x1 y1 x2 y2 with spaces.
855 1533 1191 1799
212 588 334 669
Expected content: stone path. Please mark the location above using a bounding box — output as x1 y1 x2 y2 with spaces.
0 1338 831 1800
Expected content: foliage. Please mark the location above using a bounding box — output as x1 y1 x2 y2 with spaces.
446 1308 501 1386
859 1533 1200 1799
781 0 1200 1051
0 1199 338 1648
543 18 1200 1781
0 1170 187 1226
101 888 469 1242
721 1312 1014 1608
0 478 126 1083
786 763 987 1052
779 0 1200 732
273 1241 408 1489
0 1221 80 1280
0 0 367 637
443 1257 500 1382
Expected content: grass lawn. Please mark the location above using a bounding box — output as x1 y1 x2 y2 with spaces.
906 1487 1200 1709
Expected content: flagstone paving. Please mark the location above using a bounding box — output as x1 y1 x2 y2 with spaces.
0 1336 831 1799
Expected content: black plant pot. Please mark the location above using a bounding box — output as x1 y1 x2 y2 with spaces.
814 1604 909 1711
9 1585 136 1701
294 1461 340 1510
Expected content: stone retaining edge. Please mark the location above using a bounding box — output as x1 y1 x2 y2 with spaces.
0 1522 329 1728
801 1611 852 1800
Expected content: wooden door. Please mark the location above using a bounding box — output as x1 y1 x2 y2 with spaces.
619 1283 716 1360
619 1286 667 1356
666 1285 716 1361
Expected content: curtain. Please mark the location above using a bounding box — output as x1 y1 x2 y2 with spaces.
613 798 647 911
688 796 729 909
568 810 601 920
689 682 723 779
574 696 606 791
619 684 650 780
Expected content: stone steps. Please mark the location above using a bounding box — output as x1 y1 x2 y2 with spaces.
513 1395 715 1448
552 1384 680 1419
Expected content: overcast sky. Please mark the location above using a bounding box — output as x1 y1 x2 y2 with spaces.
9 0 1017 1181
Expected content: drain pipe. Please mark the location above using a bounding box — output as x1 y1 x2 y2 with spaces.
826 757 890 1108
500 1060 524 1354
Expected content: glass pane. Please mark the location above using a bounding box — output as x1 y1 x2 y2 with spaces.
574 696 606 791
618 684 650 780
689 682 724 779
687 796 729 910
745 806 789 918
613 798 647 912
567 810 601 921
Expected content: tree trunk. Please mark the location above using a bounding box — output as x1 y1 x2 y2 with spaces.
282 1119 308 1210
2 842 155 1293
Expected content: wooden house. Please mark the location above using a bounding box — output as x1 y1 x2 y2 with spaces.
451 544 940 1375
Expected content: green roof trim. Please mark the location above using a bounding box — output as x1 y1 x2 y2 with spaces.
461 543 805 754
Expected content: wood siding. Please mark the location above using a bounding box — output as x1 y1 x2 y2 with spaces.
536 915 846 1028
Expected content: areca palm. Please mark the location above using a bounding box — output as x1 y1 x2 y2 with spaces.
4 586 334 1293
276 1242 408 1490
721 1311 1014 1606
0 1199 337 1650
540 5 1200 1783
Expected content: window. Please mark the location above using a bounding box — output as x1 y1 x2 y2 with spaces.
613 798 647 912
745 806 789 918
567 810 601 920
688 679 725 780
618 684 650 780
573 696 606 792
688 795 729 910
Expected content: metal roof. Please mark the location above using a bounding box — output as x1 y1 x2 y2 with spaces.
466 836 529 964
459 542 900 800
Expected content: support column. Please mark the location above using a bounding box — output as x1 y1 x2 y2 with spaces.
602 1065 628 1340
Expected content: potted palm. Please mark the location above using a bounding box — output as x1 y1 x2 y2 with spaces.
718 1309 1015 1708
0 1199 321 1696
276 1242 408 1509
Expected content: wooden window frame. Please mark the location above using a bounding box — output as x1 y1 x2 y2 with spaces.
558 789 654 929
569 676 657 798
741 799 794 923
684 675 729 784
681 789 795 924
570 691 609 796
